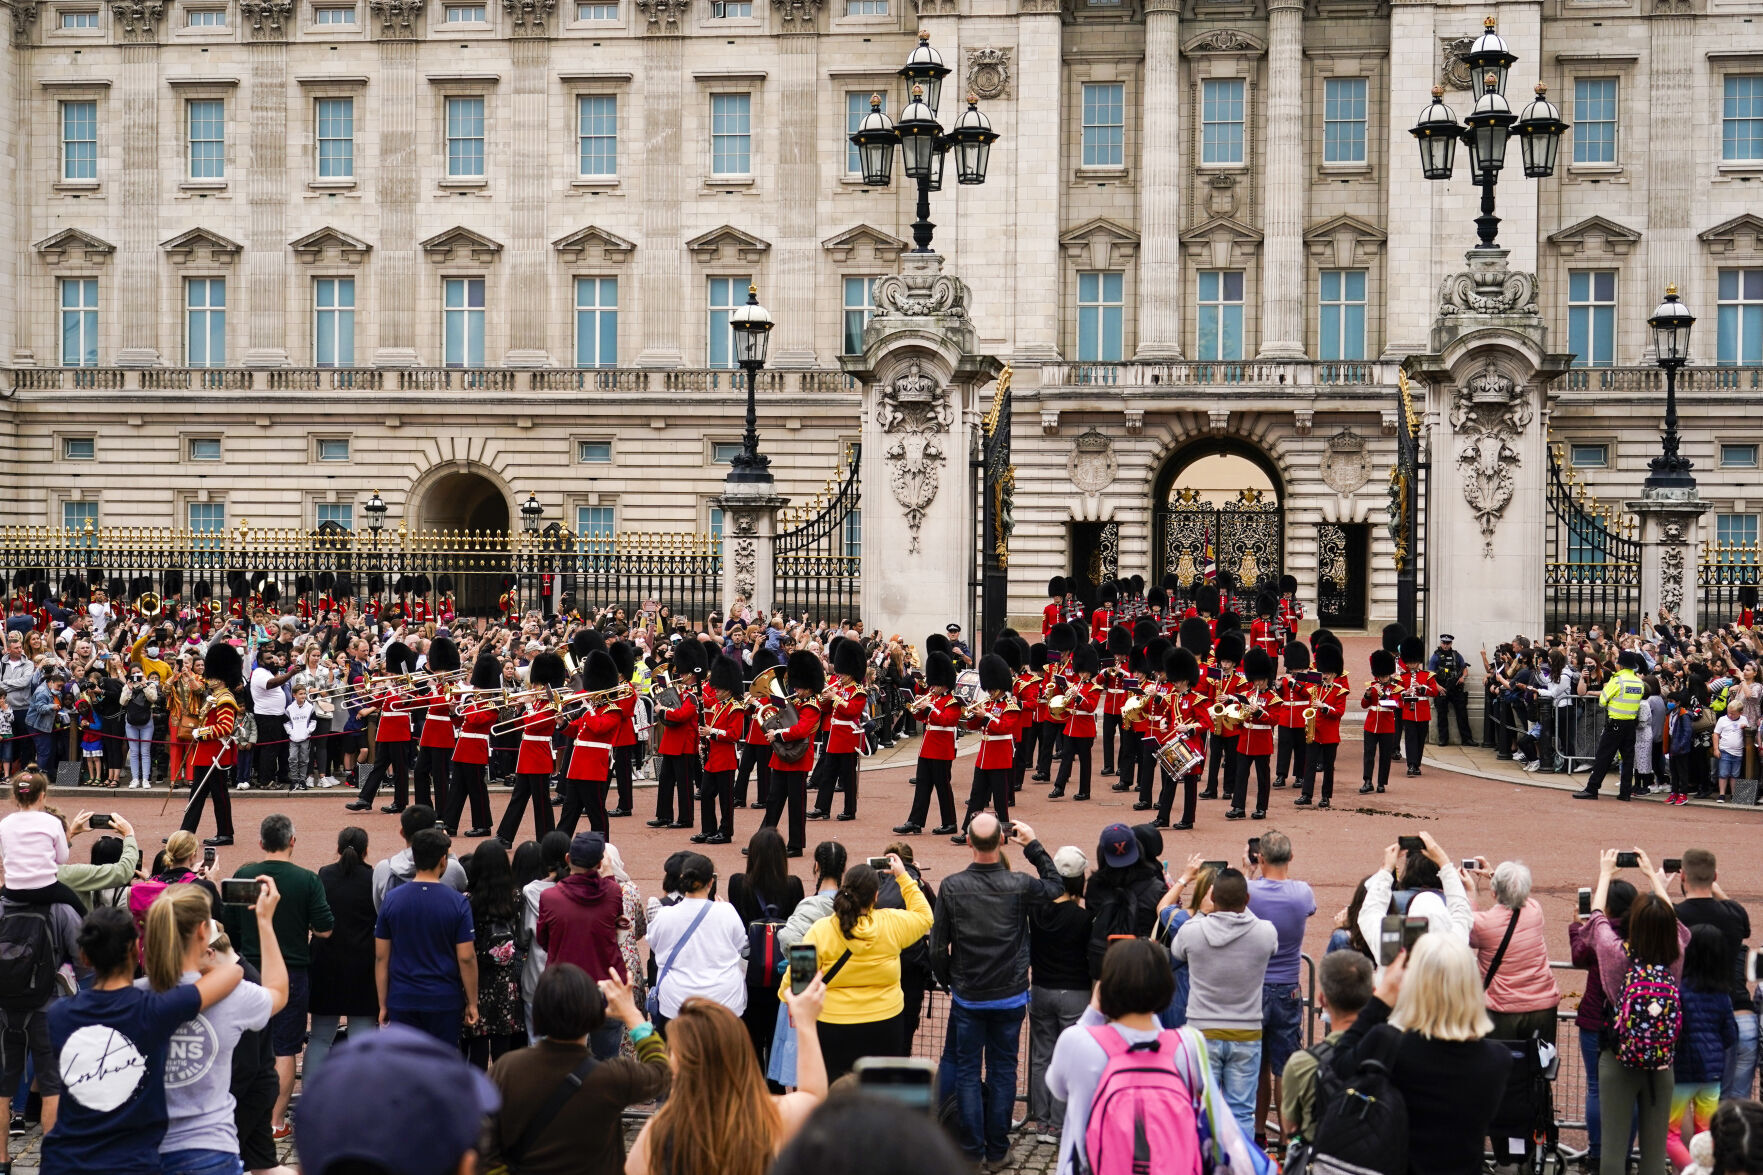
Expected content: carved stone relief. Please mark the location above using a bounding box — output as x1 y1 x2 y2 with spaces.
367 0 423 34
1439 36 1476 92
965 47 1011 100
875 363 953 553
633 0 688 29
107 0 164 40
1320 429 1370 497
503 0 557 33
1450 363 1532 555
1067 430 1118 495
872 267 969 321
238 0 294 36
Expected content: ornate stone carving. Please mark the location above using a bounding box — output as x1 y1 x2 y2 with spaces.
367 0 423 34
875 363 953 554
1437 248 1539 320
771 0 821 24
732 536 757 600
872 267 969 321
238 0 294 36
107 0 163 40
503 0 556 32
965 47 1011 100
1204 173 1238 219
1658 519 1688 615
1439 35 1476 91
4 1 41 43
633 0 689 29
1067 430 1118 495
1187 28 1257 52
1450 363 1532 555
1321 429 1370 496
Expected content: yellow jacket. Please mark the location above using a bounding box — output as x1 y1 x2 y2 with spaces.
780 872 933 1024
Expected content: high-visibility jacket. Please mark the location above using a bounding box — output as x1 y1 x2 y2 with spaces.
1601 669 1645 720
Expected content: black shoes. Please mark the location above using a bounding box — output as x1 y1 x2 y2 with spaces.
1047 789 1064 800
835 813 857 822
1225 808 1246 820
1293 796 1313 807
344 801 371 811
1198 790 1219 801
893 823 922 835
1132 801 1154 811
380 804 405 814
1359 783 1375 794
646 817 670 827
1251 809 1266 820
608 808 631 818
464 828 492 837
202 835 233 847
1376 784 1386 793
705 833 731 844
1272 779 1288 789
1318 799 1331 809
806 810 831 821
1111 783 1133 793
1171 821 1193 831
1074 791 1090 801
931 824 958 836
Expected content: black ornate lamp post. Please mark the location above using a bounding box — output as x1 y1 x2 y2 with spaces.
727 284 775 484
520 492 543 535
363 490 386 545
1408 18 1568 249
850 31 1000 253
1645 285 1696 490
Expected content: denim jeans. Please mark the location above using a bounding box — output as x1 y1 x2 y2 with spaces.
1725 1009 1759 1102
304 1014 377 1090
160 1149 245 1175
1204 1035 1262 1138
589 1021 624 1061
31 729 54 773
389 1004 461 1047
126 721 154 781
949 1001 1026 1160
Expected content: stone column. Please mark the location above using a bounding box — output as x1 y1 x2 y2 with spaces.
503 24 552 367
842 252 1003 640
1012 1 1061 362
1257 0 1305 359
765 5 819 367
713 485 788 610
1135 0 1181 359
1382 0 1436 358
369 0 423 366
634 0 687 368
241 4 292 367
1627 493 1711 634
110 0 164 366
1646 14 1695 348
1 10 31 364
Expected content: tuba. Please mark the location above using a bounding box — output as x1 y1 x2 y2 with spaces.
136 591 163 620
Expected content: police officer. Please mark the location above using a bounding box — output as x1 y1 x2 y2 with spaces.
1428 635 1476 746
1572 650 1647 801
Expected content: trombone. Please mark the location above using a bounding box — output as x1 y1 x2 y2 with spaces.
313 666 470 706
491 683 633 734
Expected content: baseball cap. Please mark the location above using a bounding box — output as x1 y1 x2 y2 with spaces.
1053 846 1088 879
1098 822 1140 868
568 831 606 870
295 1023 499 1175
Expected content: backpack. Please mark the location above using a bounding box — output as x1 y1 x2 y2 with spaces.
1611 949 1682 1071
1076 1026 1201 1175
1289 1025 1408 1175
745 894 786 988
0 906 59 1011
129 871 201 956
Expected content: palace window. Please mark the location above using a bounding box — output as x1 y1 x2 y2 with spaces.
577 440 612 463
1568 443 1608 468
576 1 616 15
186 8 225 25
843 509 861 559
574 277 618 368
62 501 98 532
711 441 743 464
1573 78 1617 165
710 93 751 177
1076 271 1124 362
313 5 356 21
59 278 97 368
61 436 95 460
577 506 615 559
1718 269 1763 365
1721 444 1759 469
443 277 485 368
1323 78 1367 164
1201 79 1244 165
1318 269 1367 360
314 277 355 367
443 3 487 18
1081 83 1125 168
185 278 226 367
189 502 225 533
1723 75 1763 162
845 0 885 13
1718 513 1760 551
446 96 485 178
188 437 222 461
316 97 354 179
316 503 353 529
709 0 751 15
317 438 350 461
578 95 616 176
59 10 98 26
187 99 224 180
1197 270 1244 361
846 92 884 176
61 101 96 181
1568 270 1617 368
843 276 876 356
707 276 749 369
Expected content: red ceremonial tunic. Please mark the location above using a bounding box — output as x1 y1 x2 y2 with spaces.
1166 691 1208 767
1274 676 1314 730
700 693 744 773
1013 674 1041 742
452 699 495 766
966 699 1019 770
824 683 867 754
1250 618 1283 659
614 690 638 749
1234 687 1279 757
1310 680 1349 745
1062 680 1102 739
657 687 699 757
564 706 621 781
418 687 455 750
513 704 557 774
769 698 822 774
191 689 238 768
918 693 961 761
1362 680 1403 734
373 687 412 743
1398 668 1442 722
1088 608 1112 647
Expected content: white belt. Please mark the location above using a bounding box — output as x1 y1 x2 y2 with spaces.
982 733 1015 742
457 732 489 742
832 719 863 730
574 740 613 751
522 734 551 742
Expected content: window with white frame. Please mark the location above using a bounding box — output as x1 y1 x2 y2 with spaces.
1721 444 1759 468
1201 78 1245 165
189 502 225 546
1197 270 1244 360
577 440 612 463
1318 269 1367 360
62 501 98 532
1724 75 1763 162
577 95 616 176
707 276 749 369
60 278 97 368
1081 83 1125 168
1076 271 1124 362
1568 271 1617 368
443 277 485 368
1573 78 1617 165
1718 269 1763 366
1323 78 1367 164
709 0 751 15
186 8 225 24
188 437 222 461
446 96 485 178
842 277 876 356
575 1 615 15
314 277 355 368
843 509 861 560
710 93 751 177
574 277 618 368
1719 513 1760 549
711 441 743 463
316 503 353 529
313 5 355 21
61 436 95 460
186 278 226 367
577 505 615 559
1568 442 1608 468
59 10 99 26
316 438 350 461
846 92 885 175
709 506 724 546
443 3 486 18
316 97 354 179
845 0 884 13
61 101 96 181
187 99 224 180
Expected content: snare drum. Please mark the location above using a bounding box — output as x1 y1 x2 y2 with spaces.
953 671 982 705
1157 737 1204 776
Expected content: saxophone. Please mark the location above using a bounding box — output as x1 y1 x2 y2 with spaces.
1302 683 1320 744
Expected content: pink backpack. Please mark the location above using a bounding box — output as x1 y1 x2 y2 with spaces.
1079 1026 1202 1175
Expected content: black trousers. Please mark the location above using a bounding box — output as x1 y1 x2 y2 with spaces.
557 776 609 838
814 751 859 818
1034 722 1061 777
1362 730 1399 789
358 741 410 807
1157 762 1198 827
1101 713 1120 773
1137 737 1160 805
656 753 697 825
1583 716 1637 797
612 744 636 812
1012 729 1034 796
254 714 290 786
415 744 453 814
1204 733 1236 797
1118 728 1141 794
905 758 956 829
1300 742 1338 802
497 771 555 843
1275 726 1307 785
1436 688 1475 744
761 767 809 851
443 761 494 834
1052 735 1092 797
701 768 734 838
964 766 1011 829
1402 720 1429 770
734 741 771 808
1231 751 1271 814
179 757 236 838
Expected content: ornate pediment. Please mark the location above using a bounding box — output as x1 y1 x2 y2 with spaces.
686 224 772 264
1058 217 1140 269
420 226 503 264
1546 215 1642 257
35 228 115 266
160 226 242 266
289 226 372 264
1699 213 1763 257
820 224 907 264
1181 28 1265 55
1181 214 1262 269
1304 213 1386 267
553 225 636 264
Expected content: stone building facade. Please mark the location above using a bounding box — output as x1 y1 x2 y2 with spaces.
3 0 1761 629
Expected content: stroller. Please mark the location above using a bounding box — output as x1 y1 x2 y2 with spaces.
1487 1033 1568 1175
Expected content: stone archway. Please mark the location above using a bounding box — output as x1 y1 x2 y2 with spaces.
1151 438 1286 601
413 468 512 615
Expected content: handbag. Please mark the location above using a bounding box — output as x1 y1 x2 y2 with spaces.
646 902 711 1020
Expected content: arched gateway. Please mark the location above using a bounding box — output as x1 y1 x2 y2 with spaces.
1150 439 1285 607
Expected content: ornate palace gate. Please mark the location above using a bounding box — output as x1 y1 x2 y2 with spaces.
1544 442 1641 633
1316 523 1369 629
975 370 1014 650
772 443 862 624
1153 489 1285 605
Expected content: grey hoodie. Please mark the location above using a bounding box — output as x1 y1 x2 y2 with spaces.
1170 910 1278 1032
372 848 469 910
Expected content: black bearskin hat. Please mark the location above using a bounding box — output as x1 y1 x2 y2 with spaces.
1147 586 1168 612
833 639 867 681
1073 645 1099 676
926 633 950 657
1310 628 1340 650
202 639 243 688
1241 648 1275 683
1618 650 1646 672
708 653 744 697
1314 643 1344 676
316 571 335 593
1279 573 1298 597
384 641 416 676
529 650 568 688
1132 618 1160 646
1256 591 1278 618
1215 632 1245 665
426 635 461 674
88 566 107 588
571 628 605 662
368 574 385 596
1179 616 1213 658
470 652 502 690
1284 641 1311 672
1099 580 1118 605
295 575 314 595
1048 622 1078 654
1382 623 1407 654
1399 636 1425 665
333 573 355 599
436 574 455 595
1029 643 1048 672
1048 575 1066 599
749 646 778 676
1107 624 1133 658
1217 569 1237 593
609 640 637 680
1166 648 1200 687
978 653 1012 693
1161 573 1180 595
993 638 1024 674
1144 637 1171 675
671 638 707 679
1129 574 1145 596
1742 585 1759 608
194 580 214 603
1370 649 1397 677
164 569 185 596
925 651 957 690
413 575 432 595
787 650 826 695
1217 611 1241 635
1194 584 1219 616
261 582 280 607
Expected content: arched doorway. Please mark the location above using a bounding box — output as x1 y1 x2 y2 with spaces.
1151 439 1285 605
416 470 512 615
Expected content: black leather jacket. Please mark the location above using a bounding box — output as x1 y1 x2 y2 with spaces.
929 841 1064 1002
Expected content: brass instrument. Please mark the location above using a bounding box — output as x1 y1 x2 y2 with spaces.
1045 685 1084 722
1121 686 1156 726
747 666 782 708
136 591 163 620
1302 683 1320 744
1209 700 1242 736
490 685 567 735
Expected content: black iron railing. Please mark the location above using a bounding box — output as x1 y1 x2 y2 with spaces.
771 444 862 626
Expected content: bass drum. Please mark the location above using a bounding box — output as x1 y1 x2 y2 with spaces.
765 702 810 763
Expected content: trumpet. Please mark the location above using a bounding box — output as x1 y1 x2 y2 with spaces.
489 685 571 735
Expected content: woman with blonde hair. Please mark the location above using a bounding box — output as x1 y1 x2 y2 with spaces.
140 880 289 1175
626 980 828 1175
1326 933 1513 1175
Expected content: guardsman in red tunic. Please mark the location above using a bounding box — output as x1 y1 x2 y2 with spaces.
1202 631 1244 800
559 649 623 839
1008 642 1039 797
1100 624 1133 781
1296 642 1349 809
1277 573 1304 644
498 650 565 843
954 653 1020 844
1251 592 1283 660
1050 644 1101 801
650 639 704 831
695 654 746 845
1155 647 1209 831
1129 640 1170 812
413 634 461 814
761 650 826 856
179 639 241 846
608 640 639 817
897 650 962 836
734 647 778 812
347 641 417 813
1273 641 1315 793
1035 624 1077 781
1397 636 1443 777
1090 582 1115 651
444 652 500 837
1360 648 1403 795
1124 632 1166 805
1041 575 1064 640
811 639 869 822
1227 648 1279 822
